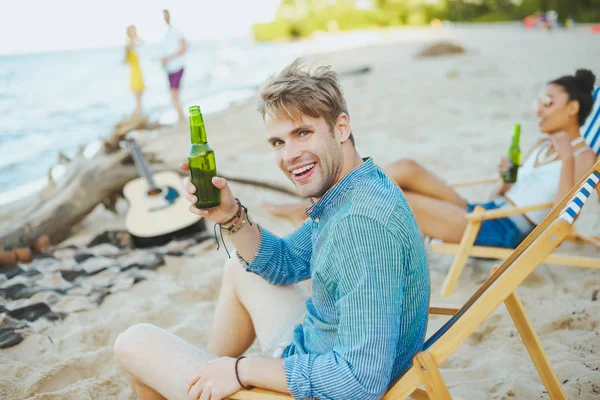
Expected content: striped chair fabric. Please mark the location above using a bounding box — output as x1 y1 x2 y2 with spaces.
560 170 600 224
582 86 600 154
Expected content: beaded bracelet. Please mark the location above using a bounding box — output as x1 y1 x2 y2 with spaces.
224 214 247 235
221 198 243 226
221 214 242 233
221 200 252 235
223 207 252 235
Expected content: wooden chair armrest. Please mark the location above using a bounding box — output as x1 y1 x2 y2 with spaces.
450 176 501 188
465 202 554 222
429 304 460 316
230 388 293 399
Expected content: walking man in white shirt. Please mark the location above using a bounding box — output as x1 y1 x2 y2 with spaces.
161 9 187 123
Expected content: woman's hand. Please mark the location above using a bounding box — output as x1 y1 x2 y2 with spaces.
498 156 511 177
179 162 239 224
549 132 575 161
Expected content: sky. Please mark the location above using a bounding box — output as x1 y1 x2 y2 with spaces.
0 0 281 55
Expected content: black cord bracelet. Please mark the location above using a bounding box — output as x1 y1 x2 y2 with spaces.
235 356 254 390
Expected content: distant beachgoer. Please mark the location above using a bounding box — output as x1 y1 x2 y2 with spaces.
161 9 187 123
524 15 535 29
539 11 548 29
124 25 144 117
565 16 575 29
547 10 558 30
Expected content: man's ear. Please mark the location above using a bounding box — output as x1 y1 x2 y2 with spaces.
568 100 580 118
335 113 351 144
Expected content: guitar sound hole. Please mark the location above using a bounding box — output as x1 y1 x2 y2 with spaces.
147 188 163 196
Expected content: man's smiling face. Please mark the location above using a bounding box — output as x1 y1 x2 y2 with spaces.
266 113 344 199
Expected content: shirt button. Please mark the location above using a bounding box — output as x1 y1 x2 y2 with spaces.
314 217 319 223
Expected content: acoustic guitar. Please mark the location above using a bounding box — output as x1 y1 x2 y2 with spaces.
122 137 205 247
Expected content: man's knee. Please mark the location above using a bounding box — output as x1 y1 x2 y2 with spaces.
394 158 421 172
222 256 246 285
114 323 158 370
386 158 422 180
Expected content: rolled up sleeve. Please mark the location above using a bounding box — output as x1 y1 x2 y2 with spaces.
241 221 313 285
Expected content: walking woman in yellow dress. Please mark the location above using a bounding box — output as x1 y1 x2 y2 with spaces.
124 25 144 116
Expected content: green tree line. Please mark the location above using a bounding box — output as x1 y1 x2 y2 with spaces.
252 0 600 42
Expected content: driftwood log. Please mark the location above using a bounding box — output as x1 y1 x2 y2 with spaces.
0 149 143 247
0 117 163 247
0 117 299 250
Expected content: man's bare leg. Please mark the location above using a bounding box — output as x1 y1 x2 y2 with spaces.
115 257 310 399
206 257 257 357
384 159 467 208
115 323 215 400
208 256 310 356
403 191 468 243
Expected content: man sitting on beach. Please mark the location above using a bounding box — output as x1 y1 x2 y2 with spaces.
114 60 430 400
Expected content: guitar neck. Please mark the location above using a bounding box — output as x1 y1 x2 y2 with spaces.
128 140 158 190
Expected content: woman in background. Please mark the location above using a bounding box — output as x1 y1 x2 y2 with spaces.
264 69 597 248
124 25 145 117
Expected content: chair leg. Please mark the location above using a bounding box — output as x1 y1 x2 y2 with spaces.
504 292 567 400
441 210 483 297
414 352 452 400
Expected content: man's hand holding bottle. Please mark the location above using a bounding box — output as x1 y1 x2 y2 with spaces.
179 161 238 223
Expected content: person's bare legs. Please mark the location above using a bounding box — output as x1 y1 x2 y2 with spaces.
171 88 186 123
115 257 310 399
260 200 309 228
384 159 467 208
133 91 143 117
403 191 468 243
206 256 256 357
115 323 214 400
208 256 310 356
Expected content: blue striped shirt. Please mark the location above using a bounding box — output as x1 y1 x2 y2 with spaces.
244 158 430 400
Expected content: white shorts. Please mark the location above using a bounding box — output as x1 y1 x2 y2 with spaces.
262 283 309 358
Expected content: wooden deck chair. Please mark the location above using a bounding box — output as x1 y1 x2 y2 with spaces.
434 87 600 297
229 163 600 400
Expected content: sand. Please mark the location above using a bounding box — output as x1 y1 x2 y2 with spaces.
1 24 600 399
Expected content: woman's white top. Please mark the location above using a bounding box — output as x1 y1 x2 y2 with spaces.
505 137 587 224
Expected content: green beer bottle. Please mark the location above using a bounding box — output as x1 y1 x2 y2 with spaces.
188 106 221 208
503 124 521 183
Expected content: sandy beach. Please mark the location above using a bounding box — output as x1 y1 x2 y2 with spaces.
1 24 599 399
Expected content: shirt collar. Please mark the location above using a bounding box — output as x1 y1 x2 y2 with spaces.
306 157 374 219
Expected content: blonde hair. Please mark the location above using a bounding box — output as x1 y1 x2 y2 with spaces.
258 59 354 145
